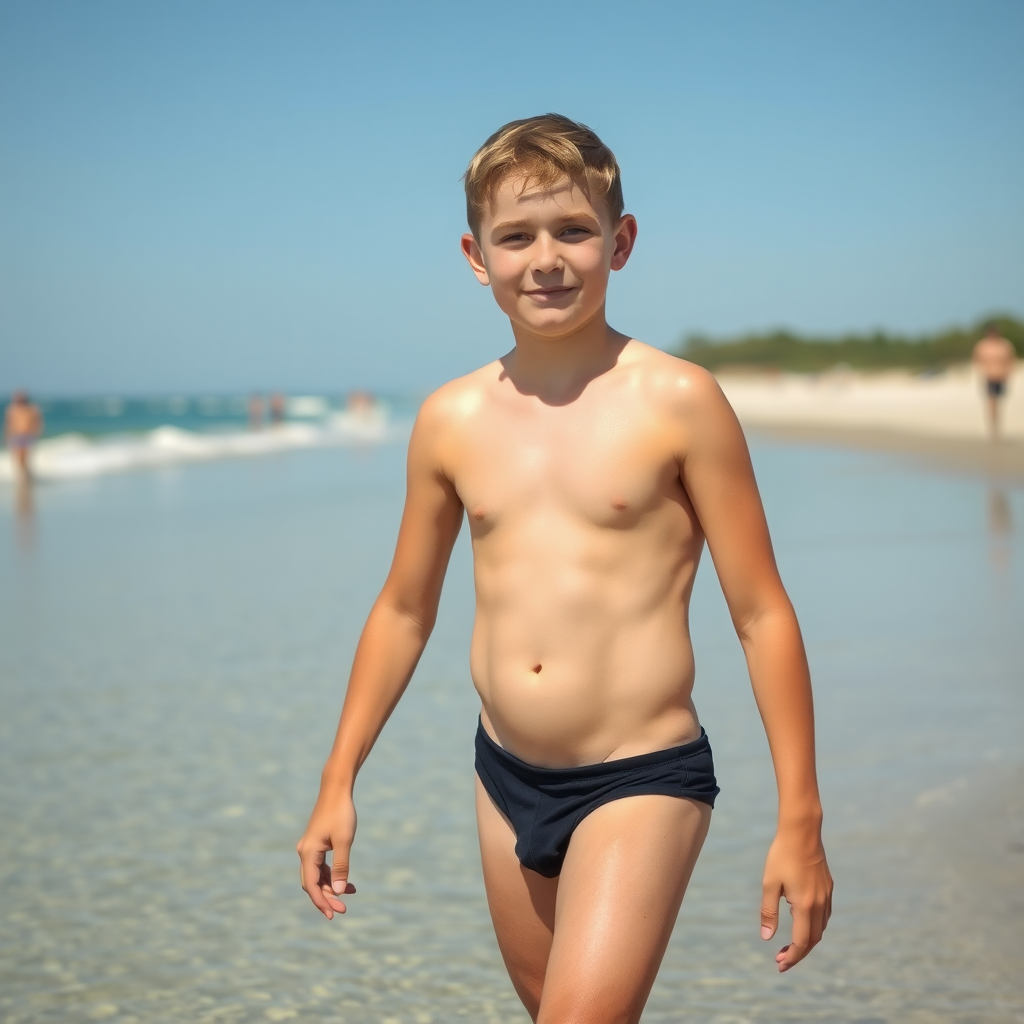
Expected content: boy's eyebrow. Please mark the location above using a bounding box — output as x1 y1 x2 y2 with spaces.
490 212 601 234
490 219 533 233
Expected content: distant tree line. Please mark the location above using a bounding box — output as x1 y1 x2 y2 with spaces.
679 314 1023 373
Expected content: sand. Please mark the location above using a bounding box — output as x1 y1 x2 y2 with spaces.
718 362 1024 482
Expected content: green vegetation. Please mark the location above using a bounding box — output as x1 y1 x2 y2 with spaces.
679 314 1024 374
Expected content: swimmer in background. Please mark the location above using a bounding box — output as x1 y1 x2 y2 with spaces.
346 390 376 418
248 393 265 430
269 393 286 425
4 391 44 480
972 323 1017 441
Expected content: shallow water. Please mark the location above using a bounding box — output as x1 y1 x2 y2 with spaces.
1 439 1021 1023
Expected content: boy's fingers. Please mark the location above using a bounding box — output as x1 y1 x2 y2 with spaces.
330 842 351 894
317 861 347 909
321 882 348 914
298 847 324 896
297 846 334 918
760 881 781 940
777 905 817 972
776 942 804 970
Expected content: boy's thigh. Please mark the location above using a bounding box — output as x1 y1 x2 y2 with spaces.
539 794 711 1024
475 777 558 1017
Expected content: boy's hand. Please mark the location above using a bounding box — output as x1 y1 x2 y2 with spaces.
760 824 833 972
297 793 358 920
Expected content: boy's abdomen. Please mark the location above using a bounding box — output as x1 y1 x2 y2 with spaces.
469 517 704 769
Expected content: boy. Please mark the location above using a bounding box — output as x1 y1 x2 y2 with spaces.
298 114 832 1023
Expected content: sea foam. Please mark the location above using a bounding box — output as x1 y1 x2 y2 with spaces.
0 408 407 483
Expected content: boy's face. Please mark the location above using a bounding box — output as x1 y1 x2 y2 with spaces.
461 175 636 340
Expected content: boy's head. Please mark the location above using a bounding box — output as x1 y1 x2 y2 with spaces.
460 114 636 341
463 114 623 239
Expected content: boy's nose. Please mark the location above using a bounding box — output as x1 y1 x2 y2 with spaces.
531 237 563 274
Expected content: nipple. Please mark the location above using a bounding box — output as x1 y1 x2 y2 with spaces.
612 498 628 511
472 506 486 521
531 664 542 674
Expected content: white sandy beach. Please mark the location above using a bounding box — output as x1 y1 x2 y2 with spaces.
717 362 1024 442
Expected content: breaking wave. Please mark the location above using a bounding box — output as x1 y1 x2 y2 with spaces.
0 408 409 483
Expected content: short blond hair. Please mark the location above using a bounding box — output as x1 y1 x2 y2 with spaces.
463 113 624 238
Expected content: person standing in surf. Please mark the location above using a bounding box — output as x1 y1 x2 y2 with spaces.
4 391 44 481
297 114 832 1023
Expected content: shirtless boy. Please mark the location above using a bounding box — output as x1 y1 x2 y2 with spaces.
972 323 1017 440
298 114 832 1023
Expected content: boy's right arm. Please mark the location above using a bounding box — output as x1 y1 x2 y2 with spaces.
297 396 464 919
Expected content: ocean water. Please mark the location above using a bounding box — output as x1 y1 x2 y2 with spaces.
0 434 1022 1023
0 394 417 483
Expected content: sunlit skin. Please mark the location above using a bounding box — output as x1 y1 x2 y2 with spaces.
3 393 43 480
972 331 1016 440
297 175 833 1022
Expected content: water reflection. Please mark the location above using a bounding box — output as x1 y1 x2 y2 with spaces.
12 478 35 550
987 487 1013 588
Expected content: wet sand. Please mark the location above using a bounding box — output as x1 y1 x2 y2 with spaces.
748 424 1024 484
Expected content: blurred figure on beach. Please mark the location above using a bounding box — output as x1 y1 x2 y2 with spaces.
345 390 376 418
269 392 286 425
248 393 265 430
972 323 1016 440
4 390 44 480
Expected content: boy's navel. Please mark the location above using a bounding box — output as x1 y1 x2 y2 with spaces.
531 664 542 674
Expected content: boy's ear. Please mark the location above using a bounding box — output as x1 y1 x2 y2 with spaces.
609 214 638 272
461 233 490 286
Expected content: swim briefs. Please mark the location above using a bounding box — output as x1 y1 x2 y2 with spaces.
475 718 719 877
986 379 1006 398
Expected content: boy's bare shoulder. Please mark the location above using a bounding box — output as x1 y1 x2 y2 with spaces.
619 340 729 417
410 361 505 469
416 361 503 427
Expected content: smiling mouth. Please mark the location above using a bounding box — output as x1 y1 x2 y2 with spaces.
524 286 576 297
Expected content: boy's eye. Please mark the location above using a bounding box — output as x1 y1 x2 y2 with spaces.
499 232 530 244
561 227 592 239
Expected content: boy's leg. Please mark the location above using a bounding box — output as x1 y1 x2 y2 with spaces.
476 777 558 1020
537 794 711 1024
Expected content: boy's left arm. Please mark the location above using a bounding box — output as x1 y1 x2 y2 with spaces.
678 369 833 973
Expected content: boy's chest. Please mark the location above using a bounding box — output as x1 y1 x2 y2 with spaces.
451 400 686 531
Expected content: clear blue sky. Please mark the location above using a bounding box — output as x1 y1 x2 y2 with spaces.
1 0 1022 394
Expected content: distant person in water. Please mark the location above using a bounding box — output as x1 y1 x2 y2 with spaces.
972 323 1016 440
345 390 376 418
248 394 265 430
4 391 44 480
270 393 286 425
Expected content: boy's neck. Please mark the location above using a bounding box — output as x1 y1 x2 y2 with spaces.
505 309 630 404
